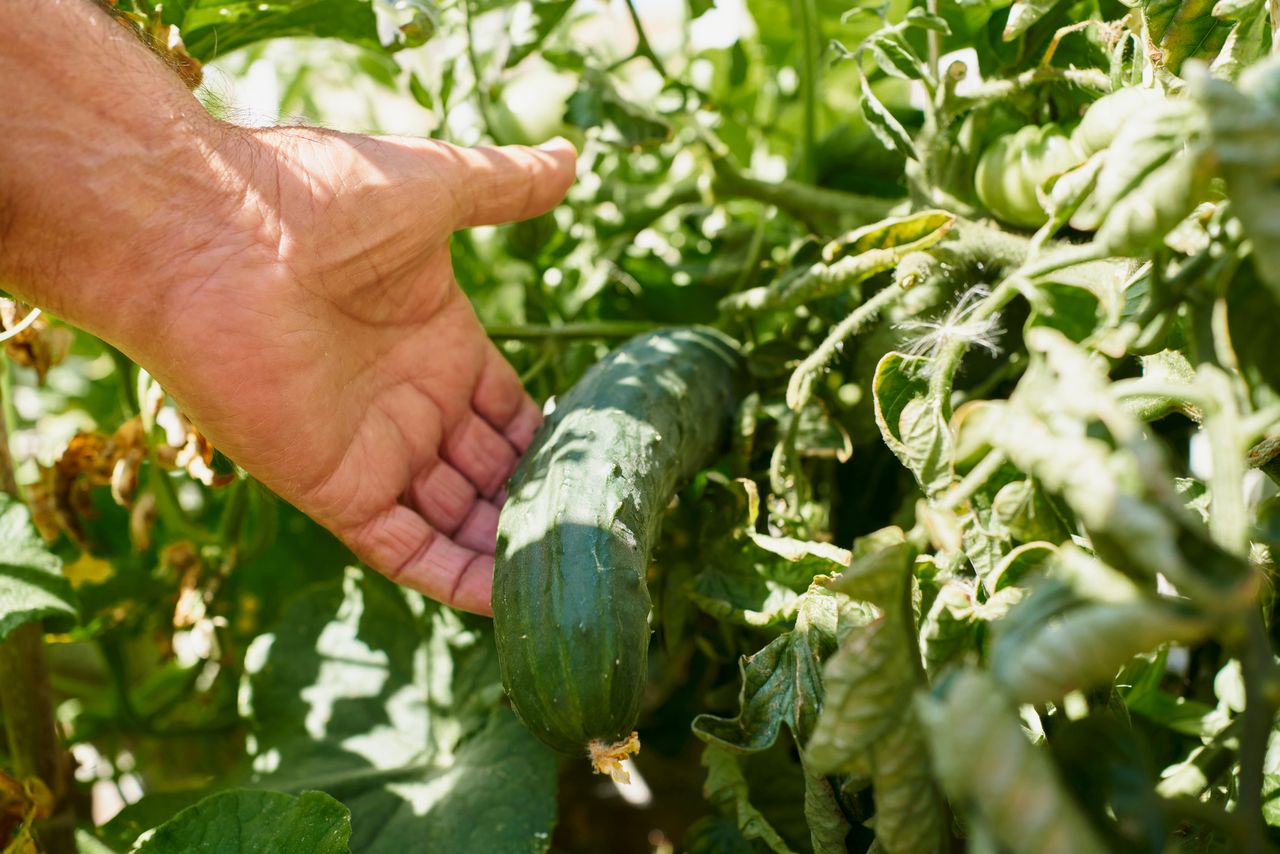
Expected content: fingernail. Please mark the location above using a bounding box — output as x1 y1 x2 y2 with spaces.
538 136 575 153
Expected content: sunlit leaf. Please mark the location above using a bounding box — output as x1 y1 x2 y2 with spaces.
176 0 382 60
823 210 954 263
993 590 1213 705
136 790 350 854
242 569 558 852
1003 0 1059 40
859 74 919 160
0 494 76 642
808 538 946 852
1141 0 1232 72
873 353 952 497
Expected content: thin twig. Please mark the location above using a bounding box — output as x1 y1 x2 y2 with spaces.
621 0 667 78
486 321 660 340
0 361 74 854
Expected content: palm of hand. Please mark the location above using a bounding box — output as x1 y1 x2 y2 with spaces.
146 129 575 614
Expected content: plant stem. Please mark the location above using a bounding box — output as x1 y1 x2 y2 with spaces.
486 321 660 340
937 450 1008 513
710 157 895 234
727 209 771 297
611 179 703 234
148 464 216 544
945 67 1110 117
1235 609 1278 854
217 475 250 551
464 0 497 139
792 0 820 184
926 244 1105 409
925 0 941 80
622 0 667 78
786 281 908 410
0 369 74 854
107 344 139 418
0 623 74 851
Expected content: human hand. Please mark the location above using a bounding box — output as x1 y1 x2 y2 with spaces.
136 129 576 615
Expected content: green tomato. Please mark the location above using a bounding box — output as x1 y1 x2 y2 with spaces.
1071 87 1165 157
489 66 583 148
974 123 1085 229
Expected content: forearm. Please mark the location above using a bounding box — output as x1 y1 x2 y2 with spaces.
0 0 242 349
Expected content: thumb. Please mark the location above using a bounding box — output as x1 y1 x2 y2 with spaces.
445 137 577 230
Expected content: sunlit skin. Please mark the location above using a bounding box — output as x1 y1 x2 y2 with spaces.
0 0 577 614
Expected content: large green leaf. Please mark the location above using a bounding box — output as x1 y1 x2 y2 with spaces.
175 0 382 61
991 583 1212 705
0 494 76 642
873 352 953 497
692 585 849 752
918 669 1110 852
1003 0 1060 40
108 568 555 848
136 790 351 853
1197 58 1280 301
1141 0 1232 72
240 569 558 852
701 744 799 854
807 538 946 853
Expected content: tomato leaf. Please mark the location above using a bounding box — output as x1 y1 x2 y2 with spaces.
1141 0 1233 72
993 586 1212 705
1003 0 1060 40
505 0 577 68
859 74 919 160
0 494 76 642
873 353 953 498
702 745 801 854
693 585 866 751
867 32 929 81
807 538 947 852
136 790 351 854
823 209 954 263
919 669 1111 851
175 0 382 60
1197 58 1280 301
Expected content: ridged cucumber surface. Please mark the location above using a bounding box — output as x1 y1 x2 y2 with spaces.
493 326 744 760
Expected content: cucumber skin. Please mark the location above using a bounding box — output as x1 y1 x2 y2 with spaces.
493 327 745 754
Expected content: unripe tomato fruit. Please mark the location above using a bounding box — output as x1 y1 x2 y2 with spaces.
974 123 1085 229
1071 87 1165 157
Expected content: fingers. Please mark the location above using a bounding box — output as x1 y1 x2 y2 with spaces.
349 505 494 615
408 460 500 552
411 460 476 529
445 137 577 230
441 413 518 498
452 501 500 554
473 348 544 451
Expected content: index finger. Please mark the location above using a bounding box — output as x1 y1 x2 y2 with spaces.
447 137 577 230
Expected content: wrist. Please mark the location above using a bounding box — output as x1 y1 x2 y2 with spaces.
0 0 259 365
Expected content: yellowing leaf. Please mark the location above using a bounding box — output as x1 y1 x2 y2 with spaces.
62 552 114 589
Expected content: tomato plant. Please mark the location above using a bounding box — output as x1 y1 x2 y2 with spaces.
3 0 1280 852
974 123 1083 227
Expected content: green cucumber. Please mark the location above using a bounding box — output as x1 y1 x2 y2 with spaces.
493 326 745 775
